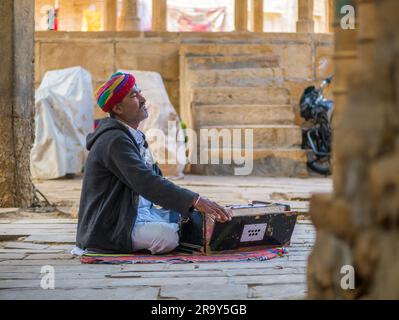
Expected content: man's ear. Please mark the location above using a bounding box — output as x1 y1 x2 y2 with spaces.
112 103 123 115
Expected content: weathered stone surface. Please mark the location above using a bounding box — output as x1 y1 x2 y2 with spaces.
368 152 399 226
38 42 114 83
368 231 399 299
177 38 322 177
273 44 313 80
307 230 355 299
191 150 308 177
160 284 248 300
308 0 399 300
192 87 290 105
193 105 295 126
187 54 279 70
0 0 34 208
315 44 334 80
0 287 160 300
309 194 354 241
198 125 302 149
188 68 284 88
115 42 179 81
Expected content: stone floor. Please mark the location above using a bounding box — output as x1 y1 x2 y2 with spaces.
0 175 332 300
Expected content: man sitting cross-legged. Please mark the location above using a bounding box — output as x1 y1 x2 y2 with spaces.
75 72 232 255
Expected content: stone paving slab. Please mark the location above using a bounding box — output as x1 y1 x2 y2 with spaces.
0 175 328 300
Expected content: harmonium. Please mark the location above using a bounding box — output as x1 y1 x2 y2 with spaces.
178 201 298 255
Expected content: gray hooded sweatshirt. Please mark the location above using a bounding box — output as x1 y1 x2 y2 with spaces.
76 118 198 253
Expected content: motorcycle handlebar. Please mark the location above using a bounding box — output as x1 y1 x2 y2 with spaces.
320 75 334 91
326 75 334 84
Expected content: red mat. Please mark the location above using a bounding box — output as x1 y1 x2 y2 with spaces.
80 248 287 264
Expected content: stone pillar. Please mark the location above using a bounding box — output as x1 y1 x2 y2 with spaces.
104 0 117 31
120 0 140 31
330 1 357 129
296 0 315 32
0 0 35 207
356 0 376 69
252 0 264 32
235 0 248 31
152 0 167 31
330 0 358 198
308 0 399 299
327 0 335 33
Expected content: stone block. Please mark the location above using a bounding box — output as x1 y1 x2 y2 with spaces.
39 41 115 83
273 44 313 79
190 148 308 177
315 44 334 80
180 43 274 56
198 125 302 149
193 104 295 126
188 67 284 88
115 42 179 81
186 54 279 70
163 80 180 113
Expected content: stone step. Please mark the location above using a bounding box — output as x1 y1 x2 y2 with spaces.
197 125 302 149
186 54 279 70
190 148 308 177
192 87 291 105
181 43 277 57
193 104 295 126
188 68 285 87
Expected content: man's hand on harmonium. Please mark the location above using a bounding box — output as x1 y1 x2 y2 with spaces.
193 196 233 223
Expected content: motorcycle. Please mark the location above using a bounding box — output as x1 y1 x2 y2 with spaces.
299 75 334 175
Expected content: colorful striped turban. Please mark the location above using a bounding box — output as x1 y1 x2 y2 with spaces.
95 72 136 113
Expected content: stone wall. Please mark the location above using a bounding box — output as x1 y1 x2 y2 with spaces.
34 31 334 121
307 0 399 299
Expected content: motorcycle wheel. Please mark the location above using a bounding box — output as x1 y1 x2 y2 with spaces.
307 153 331 175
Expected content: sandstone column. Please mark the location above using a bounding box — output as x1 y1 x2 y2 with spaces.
296 0 315 32
152 0 167 31
235 0 248 31
0 0 35 207
308 0 399 299
252 0 264 32
327 0 335 32
330 2 357 128
356 0 376 68
120 0 141 31
104 0 117 31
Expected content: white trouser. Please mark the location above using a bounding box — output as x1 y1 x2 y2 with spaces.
131 222 180 255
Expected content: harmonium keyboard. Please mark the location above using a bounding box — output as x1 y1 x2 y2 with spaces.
178 201 298 255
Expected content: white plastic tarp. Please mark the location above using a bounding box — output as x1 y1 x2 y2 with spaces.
31 66 94 179
119 69 186 178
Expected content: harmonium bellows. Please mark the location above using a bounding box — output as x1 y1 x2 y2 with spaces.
178 201 298 255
